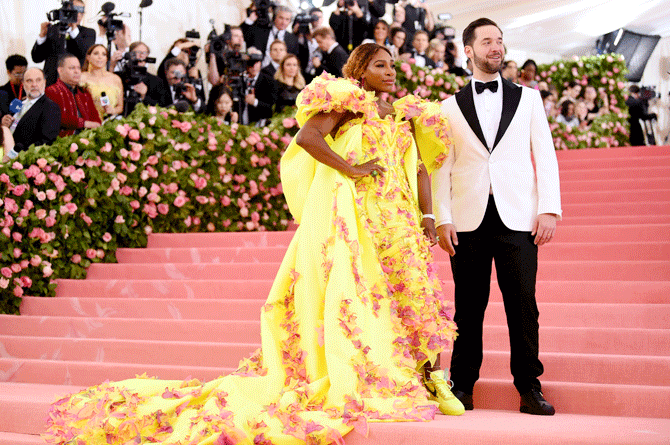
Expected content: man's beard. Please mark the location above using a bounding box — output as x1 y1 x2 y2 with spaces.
472 49 503 75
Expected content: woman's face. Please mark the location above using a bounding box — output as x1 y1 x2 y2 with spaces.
361 49 396 93
566 103 575 117
216 93 233 116
282 57 299 79
88 46 108 69
374 22 388 42
392 31 405 49
576 101 588 117
584 86 597 101
431 44 445 63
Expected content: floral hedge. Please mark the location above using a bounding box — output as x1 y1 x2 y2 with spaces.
538 53 630 149
0 105 298 312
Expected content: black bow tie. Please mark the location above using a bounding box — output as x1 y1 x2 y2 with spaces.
475 80 498 94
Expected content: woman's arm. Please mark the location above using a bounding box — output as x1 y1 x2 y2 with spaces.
410 119 437 244
112 74 124 115
295 111 386 178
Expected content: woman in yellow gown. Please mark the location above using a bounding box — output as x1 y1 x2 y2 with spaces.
80 44 124 119
45 44 459 445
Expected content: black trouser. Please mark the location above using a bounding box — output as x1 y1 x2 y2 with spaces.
449 195 543 395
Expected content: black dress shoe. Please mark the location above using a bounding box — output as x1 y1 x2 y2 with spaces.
452 390 474 410
520 389 555 415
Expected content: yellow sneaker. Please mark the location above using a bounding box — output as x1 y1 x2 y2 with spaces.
425 370 465 416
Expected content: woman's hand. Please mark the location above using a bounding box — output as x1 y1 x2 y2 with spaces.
348 157 386 178
421 217 437 245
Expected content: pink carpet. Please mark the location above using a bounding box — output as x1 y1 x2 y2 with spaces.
0 145 669 444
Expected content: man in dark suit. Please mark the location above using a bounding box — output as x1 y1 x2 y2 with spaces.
312 27 349 78
260 40 287 79
239 57 276 126
120 42 169 115
1 68 60 160
31 0 96 86
626 85 657 146
242 5 299 67
160 58 206 113
0 91 8 117
432 18 562 416
1 55 28 103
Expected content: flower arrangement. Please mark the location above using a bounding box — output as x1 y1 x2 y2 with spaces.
388 61 466 103
0 105 298 312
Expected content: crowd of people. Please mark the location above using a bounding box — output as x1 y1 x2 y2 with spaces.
0 0 647 162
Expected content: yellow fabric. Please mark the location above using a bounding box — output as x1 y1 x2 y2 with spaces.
84 79 122 117
45 74 456 445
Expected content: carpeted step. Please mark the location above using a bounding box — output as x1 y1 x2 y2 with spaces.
560 177 669 192
20 298 670 329
556 154 670 169
561 189 670 202
51 279 670 304
559 166 670 181
560 214 670 225
117 241 670 264
80 260 670 281
0 432 42 445
0 315 261 343
561 201 670 216
554 145 668 159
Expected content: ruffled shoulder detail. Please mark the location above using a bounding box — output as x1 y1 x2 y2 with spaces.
295 73 378 127
393 95 452 174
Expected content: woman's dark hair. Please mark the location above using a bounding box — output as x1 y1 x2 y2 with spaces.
342 43 392 81
206 85 233 116
521 59 537 70
560 99 574 117
540 90 553 101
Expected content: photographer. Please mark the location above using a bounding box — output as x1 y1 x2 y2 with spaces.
329 0 367 53
242 5 299 67
294 8 323 82
119 42 166 115
238 55 276 126
162 58 205 113
626 85 657 146
207 26 245 87
395 0 434 52
157 38 201 86
32 0 96 86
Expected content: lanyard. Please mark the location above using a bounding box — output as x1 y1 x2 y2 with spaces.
10 83 23 101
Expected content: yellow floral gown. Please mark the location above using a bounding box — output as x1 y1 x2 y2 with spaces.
45 74 456 445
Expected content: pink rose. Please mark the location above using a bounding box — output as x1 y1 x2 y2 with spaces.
173 196 187 207
86 249 97 259
0 278 8 289
102 232 112 243
1 268 11 278
116 123 130 137
72 254 81 264
13 248 22 258
43 265 53 277
129 129 141 140
115 215 125 224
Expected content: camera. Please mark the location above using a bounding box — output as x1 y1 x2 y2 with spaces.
122 52 156 116
640 86 659 101
46 1 81 34
97 2 130 41
294 11 319 36
183 30 201 69
252 0 275 28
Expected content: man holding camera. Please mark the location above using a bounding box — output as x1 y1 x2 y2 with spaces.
238 55 275 126
242 5 299 68
1 68 60 161
32 0 96 86
119 42 167 115
312 27 348 78
208 26 245 87
161 58 205 113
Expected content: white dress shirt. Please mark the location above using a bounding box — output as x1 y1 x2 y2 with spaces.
471 74 503 151
263 26 285 67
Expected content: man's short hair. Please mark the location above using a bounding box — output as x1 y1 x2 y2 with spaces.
521 59 537 70
312 26 335 40
462 18 502 48
165 57 186 72
502 60 516 70
57 53 78 68
5 54 28 71
270 40 287 50
540 90 553 101
413 30 429 40
273 5 293 18
629 85 640 94
129 41 150 54
309 7 322 15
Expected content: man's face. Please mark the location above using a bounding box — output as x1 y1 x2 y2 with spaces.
274 11 292 31
73 0 85 25
315 35 332 52
465 25 504 75
23 68 46 99
311 11 324 29
7 65 26 86
413 33 429 53
166 64 186 86
58 57 82 87
502 61 517 81
246 61 261 77
131 44 149 66
230 29 244 49
270 43 287 63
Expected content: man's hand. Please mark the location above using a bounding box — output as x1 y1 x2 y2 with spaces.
436 223 458 256
245 92 256 105
230 111 239 124
40 22 49 38
531 213 558 246
183 84 198 103
1 115 14 128
84 121 101 129
132 82 148 99
312 57 322 68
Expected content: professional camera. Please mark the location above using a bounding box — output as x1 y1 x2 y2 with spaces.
640 86 659 102
122 52 156 116
46 0 81 34
251 0 275 28
224 52 263 116
97 2 130 41
183 30 201 69
294 11 319 36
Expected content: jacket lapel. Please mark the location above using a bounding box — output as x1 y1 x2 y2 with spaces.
455 81 488 150
491 77 523 152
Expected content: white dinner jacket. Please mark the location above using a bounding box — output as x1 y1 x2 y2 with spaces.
432 78 562 232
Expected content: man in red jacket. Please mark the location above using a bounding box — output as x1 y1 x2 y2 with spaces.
45 53 101 137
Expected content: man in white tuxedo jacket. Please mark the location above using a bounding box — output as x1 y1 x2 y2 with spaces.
431 18 562 416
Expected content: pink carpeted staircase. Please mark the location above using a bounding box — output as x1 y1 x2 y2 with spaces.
1 145 669 444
